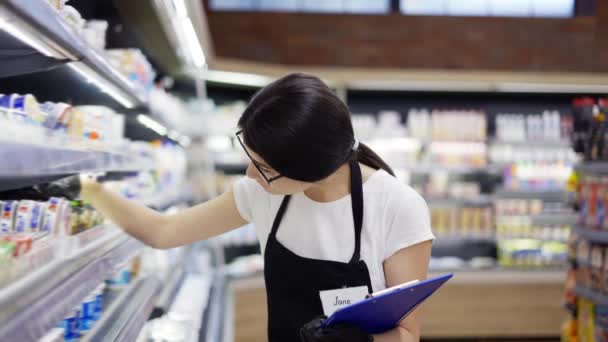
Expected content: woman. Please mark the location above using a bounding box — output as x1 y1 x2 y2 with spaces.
80 73 434 342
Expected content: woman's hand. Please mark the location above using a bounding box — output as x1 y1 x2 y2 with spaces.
33 175 82 200
300 316 373 342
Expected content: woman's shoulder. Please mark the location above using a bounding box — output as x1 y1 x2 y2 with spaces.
364 169 428 212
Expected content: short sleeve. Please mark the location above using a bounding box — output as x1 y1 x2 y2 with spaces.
383 185 435 260
232 177 264 222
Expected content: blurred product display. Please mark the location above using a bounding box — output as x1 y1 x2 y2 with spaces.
562 98 608 341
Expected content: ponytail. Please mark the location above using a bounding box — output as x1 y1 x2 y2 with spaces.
354 142 395 177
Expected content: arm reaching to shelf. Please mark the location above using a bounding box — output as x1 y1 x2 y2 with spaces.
80 177 248 249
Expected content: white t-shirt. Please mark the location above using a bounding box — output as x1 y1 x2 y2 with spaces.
232 169 435 292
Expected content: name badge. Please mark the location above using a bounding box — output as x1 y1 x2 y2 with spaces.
319 286 369 316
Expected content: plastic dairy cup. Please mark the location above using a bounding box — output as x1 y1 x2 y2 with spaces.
13 201 32 233
41 198 62 233
0 201 18 233
28 201 44 233
15 201 44 233
93 283 105 320
80 291 97 331
40 102 72 132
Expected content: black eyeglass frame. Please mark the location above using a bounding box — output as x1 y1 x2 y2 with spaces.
235 130 284 184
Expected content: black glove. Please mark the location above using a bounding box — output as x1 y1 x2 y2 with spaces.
32 175 82 200
300 316 373 342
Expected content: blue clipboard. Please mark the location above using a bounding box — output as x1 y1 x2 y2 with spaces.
322 273 453 334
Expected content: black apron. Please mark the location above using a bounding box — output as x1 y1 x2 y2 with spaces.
263 160 373 341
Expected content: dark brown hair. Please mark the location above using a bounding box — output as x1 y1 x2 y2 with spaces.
238 73 394 182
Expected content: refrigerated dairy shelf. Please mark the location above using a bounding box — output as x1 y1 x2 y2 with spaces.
494 190 567 201
573 285 608 306
573 225 608 244
496 213 578 226
0 228 143 341
82 276 162 342
0 0 147 109
425 196 494 207
489 139 572 148
406 164 502 175
0 126 152 191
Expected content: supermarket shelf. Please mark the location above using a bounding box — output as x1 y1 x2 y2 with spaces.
406 164 501 175
573 285 608 306
202 273 228 342
82 276 162 342
153 267 185 313
496 213 578 226
430 269 566 285
494 189 566 201
0 228 144 341
0 1 147 109
0 130 151 191
575 162 608 175
489 139 572 148
215 161 248 174
426 196 494 207
573 225 608 244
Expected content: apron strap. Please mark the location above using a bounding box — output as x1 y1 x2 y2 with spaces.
269 195 291 238
349 160 364 264
268 161 364 263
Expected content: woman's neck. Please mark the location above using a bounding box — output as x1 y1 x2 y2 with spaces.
303 163 352 203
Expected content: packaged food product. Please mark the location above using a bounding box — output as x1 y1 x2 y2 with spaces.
60 5 85 35
12 94 46 125
1 201 18 233
80 291 97 331
600 176 608 230
591 245 604 291
579 299 596 342
105 265 131 287
57 199 72 237
15 200 44 233
29 201 44 232
0 94 28 123
93 283 105 320
2 235 32 258
67 107 84 139
39 102 72 132
0 94 8 118
59 305 81 342
47 0 68 11
602 247 608 295
580 174 590 225
587 175 600 229
577 240 591 288
596 305 608 335
42 198 62 233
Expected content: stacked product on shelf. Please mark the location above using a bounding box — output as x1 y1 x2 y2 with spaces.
44 0 156 97
0 94 125 142
562 97 608 341
494 198 571 269
430 205 493 240
490 110 577 192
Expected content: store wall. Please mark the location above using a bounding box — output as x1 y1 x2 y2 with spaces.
204 1 608 72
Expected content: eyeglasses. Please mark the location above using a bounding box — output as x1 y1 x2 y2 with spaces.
236 130 284 184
